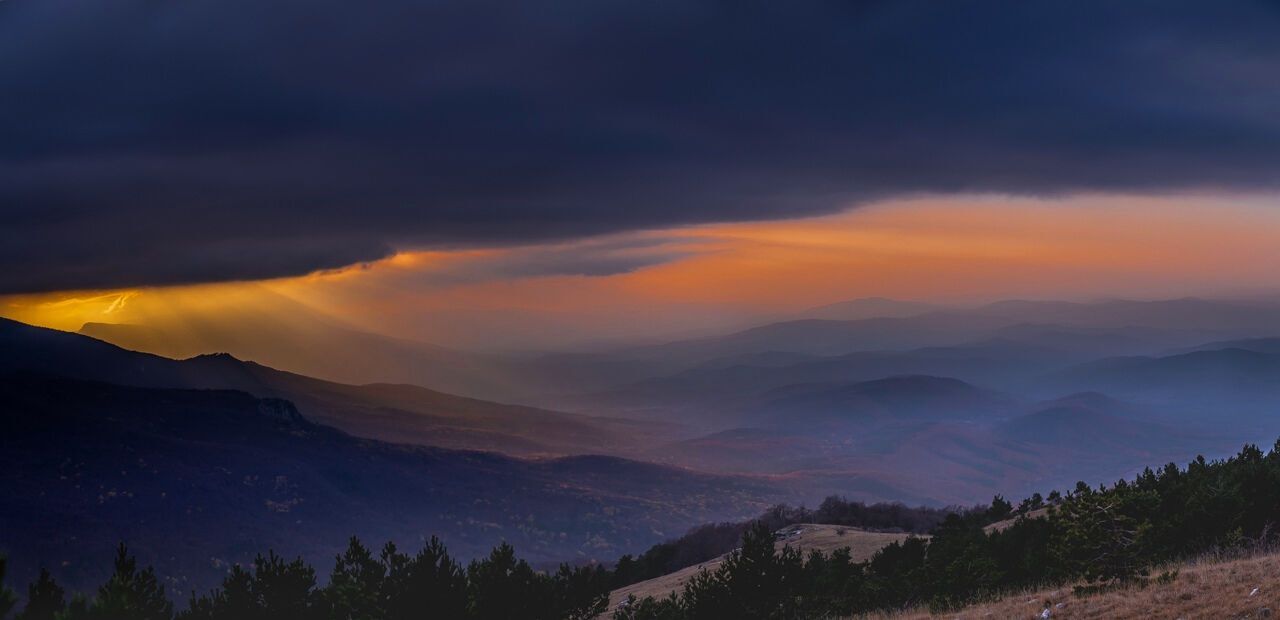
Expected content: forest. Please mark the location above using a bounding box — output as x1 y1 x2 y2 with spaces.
4 442 1280 619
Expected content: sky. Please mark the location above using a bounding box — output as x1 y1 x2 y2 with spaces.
5 1 1280 349
9 193 1280 350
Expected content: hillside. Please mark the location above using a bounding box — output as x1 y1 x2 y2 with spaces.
1047 347 1280 431
0 374 789 596
609 525 919 612
641 377 1219 505
34 317 1223 508
1053 348 1280 394
571 326 1235 425
74 302 666 404
74 306 534 401
2 318 673 457
603 441 1280 619
750 375 1018 427
77 318 679 404
995 394 1172 450
882 550 1280 619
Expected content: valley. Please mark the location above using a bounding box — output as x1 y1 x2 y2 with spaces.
7 296 1280 609
7 8 1279 617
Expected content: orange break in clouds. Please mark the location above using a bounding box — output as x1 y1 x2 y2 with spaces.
614 194 1280 308
5 193 1280 348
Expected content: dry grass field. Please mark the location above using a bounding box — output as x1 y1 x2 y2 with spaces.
879 550 1280 620
607 524 921 611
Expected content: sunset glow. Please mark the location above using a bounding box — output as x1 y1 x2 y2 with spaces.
12 2 1280 612
8 193 1280 350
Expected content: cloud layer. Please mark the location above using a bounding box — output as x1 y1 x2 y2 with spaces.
4 0 1280 292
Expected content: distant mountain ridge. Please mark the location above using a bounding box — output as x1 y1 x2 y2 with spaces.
1164 337 1280 356
5 318 666 457
796 297 938 321
66 297 1280 412
975 297 1280 331
635 371 1222 506
1051 348 1280 398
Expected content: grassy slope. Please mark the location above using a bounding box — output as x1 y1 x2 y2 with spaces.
880 549 1280 619
608 525 920 611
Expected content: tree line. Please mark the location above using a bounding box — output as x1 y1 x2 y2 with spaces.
610 496 983 589
616 441 1280 618
0 538 611 620
5 442 1280 619
0 495 969 620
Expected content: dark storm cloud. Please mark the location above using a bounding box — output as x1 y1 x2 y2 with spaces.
3 0 1280 292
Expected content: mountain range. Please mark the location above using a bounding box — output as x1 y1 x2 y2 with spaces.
8 296 1280 598
0 319 791 596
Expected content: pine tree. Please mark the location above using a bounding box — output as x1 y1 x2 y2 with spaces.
467 543 549 620
0 557 17 620
382 538 467 620
323 537 385 620
923 514 1002 611
88 544 173 620
178 551 316 620
987 495 1013 521
17 568 65 620
549 563 609 620
1051 482 1151 585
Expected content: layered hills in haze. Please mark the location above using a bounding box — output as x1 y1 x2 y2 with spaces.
0 319 791 596
7 295 1280 599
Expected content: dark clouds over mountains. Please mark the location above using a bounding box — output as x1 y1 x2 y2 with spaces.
4 0 1280 292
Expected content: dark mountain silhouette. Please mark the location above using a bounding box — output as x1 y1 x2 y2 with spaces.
76 307 524 399
0 373 788 597
4 318 670 456
77 315 674 404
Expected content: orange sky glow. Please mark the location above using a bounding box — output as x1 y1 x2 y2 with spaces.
7 193 1280 349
